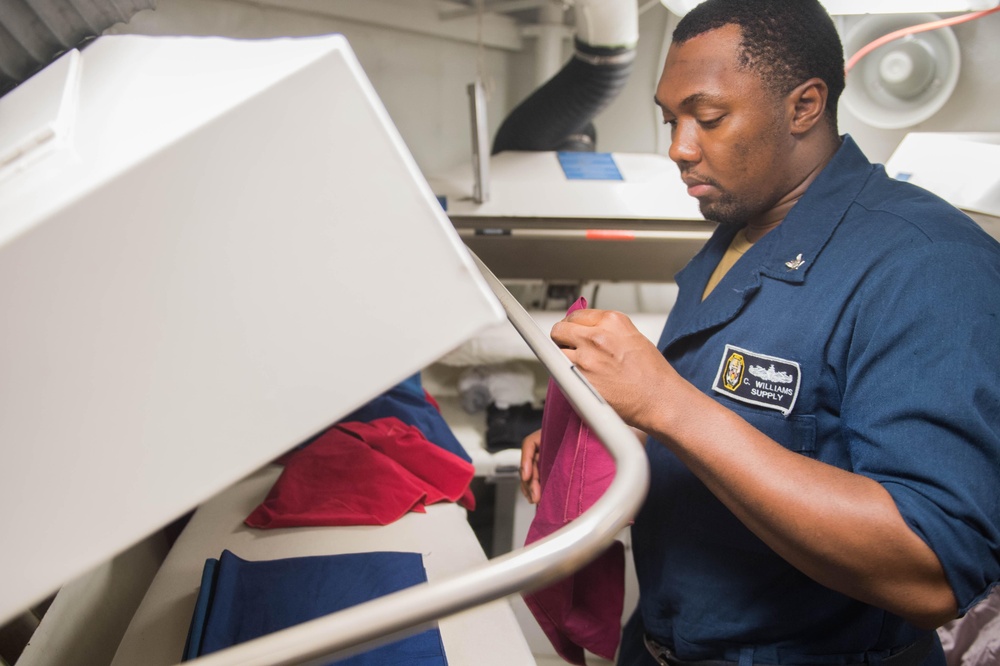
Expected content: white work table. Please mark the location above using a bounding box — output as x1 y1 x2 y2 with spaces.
112 465 534 666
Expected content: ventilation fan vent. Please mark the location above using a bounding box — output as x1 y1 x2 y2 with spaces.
842 13 961 129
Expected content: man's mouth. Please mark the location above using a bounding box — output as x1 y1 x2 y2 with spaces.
682 175 716 198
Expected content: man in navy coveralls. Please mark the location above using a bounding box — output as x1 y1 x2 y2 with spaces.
521 1 1000 664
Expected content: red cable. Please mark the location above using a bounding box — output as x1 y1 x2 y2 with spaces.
845 6 1000 74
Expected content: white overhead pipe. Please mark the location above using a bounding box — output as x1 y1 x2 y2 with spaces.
573 0 640 49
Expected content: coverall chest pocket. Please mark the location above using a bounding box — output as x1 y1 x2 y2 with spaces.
722 402 817 456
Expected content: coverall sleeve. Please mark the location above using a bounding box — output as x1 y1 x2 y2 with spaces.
842 240 1000 614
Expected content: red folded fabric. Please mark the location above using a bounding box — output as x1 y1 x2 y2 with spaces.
246 417 474 528
419 388 477 510
354 418 472 506
523 297 624 665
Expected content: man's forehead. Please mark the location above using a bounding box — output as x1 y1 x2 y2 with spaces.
666 24 743 68
672 22 744 51
657 58 739 110
656 26 757 109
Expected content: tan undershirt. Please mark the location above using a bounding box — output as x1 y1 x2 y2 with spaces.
702 228 755 301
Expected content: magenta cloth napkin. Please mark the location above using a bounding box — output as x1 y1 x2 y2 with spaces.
523 297 624 665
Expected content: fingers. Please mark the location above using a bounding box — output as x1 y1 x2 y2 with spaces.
550 320 575 351
550 314 594 352
520 429 542 504
551 308 632 350
563 307 604 324
549 308 668 429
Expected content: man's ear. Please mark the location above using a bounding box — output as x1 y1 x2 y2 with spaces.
788 77 829 135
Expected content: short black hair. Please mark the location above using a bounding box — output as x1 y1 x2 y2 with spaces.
673 0 845 128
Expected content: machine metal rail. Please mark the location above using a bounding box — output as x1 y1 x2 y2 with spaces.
183 254 651 666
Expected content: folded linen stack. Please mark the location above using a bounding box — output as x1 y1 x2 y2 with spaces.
183 549 448 665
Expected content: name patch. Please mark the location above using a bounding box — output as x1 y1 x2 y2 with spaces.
712 344 801 416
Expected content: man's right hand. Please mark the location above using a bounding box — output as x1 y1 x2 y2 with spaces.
520 429 542 504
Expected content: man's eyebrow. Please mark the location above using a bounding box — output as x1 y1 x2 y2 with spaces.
656 91 727 112
680 92 724 107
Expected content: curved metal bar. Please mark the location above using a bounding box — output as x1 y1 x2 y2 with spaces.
182 253 650 666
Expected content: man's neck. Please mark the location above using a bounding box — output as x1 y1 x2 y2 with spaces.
745 135 842 243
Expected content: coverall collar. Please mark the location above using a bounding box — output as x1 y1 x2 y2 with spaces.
663 135 874 351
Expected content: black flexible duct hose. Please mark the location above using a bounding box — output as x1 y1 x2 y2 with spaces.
491 39 635 155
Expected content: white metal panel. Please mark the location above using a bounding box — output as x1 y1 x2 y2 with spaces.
0 50 80 179
429 150 703 221
885 132 1000 219
0 34 504 625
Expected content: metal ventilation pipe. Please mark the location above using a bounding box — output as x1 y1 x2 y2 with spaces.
0 0 155 98
491 0 638 154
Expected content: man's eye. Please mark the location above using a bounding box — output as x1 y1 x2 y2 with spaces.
699 116 724 128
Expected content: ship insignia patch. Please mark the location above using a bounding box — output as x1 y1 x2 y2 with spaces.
712 344 801 416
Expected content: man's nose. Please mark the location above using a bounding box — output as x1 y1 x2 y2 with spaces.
668 122 700 165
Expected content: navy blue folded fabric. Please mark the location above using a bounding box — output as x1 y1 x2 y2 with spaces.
182 557 218 661
341 374 470 463
183 550 447 665
396 372 424 399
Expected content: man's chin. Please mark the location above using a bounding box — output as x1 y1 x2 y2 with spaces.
699 202 743 227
